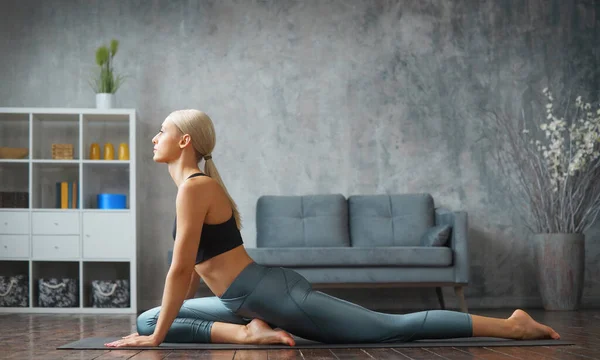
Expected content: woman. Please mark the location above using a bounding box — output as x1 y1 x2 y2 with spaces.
105 109 560 348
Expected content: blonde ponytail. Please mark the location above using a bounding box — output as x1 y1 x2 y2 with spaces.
167 109 242 230
203 158 242 229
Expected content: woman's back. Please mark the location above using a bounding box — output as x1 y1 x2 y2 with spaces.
184 173 254 297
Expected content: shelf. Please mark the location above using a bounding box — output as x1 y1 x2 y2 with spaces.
82 160 130 165
0 108 135 115
32 260 79 308
82 163 129 209
31 162 79 209
83 261 131 308
0 307 134 314
0 107 137 314
32 159 79 164
0 260 29 308
0 159 130 165
31 113 79 160
82 209 129 213
82 113 131 122
82 114 130 161
0 208 29 212
0 162 29 209
0 113 29 154
0 159 29 164
0 260 135 310
0 260 29 275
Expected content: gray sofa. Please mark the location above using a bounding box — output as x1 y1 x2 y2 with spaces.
245 193 469 312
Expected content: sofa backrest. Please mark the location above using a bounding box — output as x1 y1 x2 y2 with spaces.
256 194 350 248
348 193 435 247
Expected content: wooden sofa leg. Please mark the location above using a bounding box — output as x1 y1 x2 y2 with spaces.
454 286 468 313
435 287 445 310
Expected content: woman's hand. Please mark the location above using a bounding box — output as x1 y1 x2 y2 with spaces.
121 332 139 339
104 333 161 348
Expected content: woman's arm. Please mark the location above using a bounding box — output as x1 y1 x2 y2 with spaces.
185 270 201 299
150 181 209 344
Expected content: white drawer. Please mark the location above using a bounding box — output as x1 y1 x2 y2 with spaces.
0 235 29 258
83 212 132 259
0 212 29 234
32 235 79 259
32 212 79 235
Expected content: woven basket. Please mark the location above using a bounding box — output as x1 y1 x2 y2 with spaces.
0 147 28 159
52 144 74 160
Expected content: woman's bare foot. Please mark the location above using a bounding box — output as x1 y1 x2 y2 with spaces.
245 318 296 346
507 309 560 340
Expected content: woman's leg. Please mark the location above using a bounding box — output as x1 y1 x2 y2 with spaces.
472 310 560 340
136 296 295 344
220 264 560 344
214 318 296 345
137 296 246 343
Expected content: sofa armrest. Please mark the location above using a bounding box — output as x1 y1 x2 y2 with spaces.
435 208 469 284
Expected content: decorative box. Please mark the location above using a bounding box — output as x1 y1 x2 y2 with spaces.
0 275 29 307
38 278 78 307
51 144 74 160
91 279 130 308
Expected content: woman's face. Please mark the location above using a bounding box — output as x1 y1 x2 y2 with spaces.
151 119 182 163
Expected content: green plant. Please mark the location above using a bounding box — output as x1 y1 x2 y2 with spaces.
89 39 126 94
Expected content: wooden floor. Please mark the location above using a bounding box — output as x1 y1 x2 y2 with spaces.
1 309 599 359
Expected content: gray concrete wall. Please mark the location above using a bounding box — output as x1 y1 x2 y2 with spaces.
1 0 598 312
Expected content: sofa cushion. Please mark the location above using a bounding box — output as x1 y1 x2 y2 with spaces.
420 225 451 247
256 194 350 247
246 247 452 267
348 194 435 247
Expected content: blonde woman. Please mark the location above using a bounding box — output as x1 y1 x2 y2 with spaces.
105 109 560 348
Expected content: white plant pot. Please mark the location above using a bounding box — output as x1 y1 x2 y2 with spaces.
96 93 115 109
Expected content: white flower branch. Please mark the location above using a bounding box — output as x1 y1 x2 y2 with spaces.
485 88 600 234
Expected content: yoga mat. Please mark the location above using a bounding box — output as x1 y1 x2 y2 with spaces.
58 337 575 350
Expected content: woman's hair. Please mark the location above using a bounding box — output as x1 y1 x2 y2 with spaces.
166 109 242 229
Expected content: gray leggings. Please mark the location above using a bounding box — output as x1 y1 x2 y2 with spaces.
137 262 473 343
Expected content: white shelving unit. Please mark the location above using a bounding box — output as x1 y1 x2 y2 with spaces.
0 108 137 314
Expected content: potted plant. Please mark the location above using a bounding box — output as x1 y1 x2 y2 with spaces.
89 39 126 109
485 88 600 310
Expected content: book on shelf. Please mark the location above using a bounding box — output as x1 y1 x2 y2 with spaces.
55 181 79 209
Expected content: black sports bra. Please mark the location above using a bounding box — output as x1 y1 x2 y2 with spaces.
172 173 244 264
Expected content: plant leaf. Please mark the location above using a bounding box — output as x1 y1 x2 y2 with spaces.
96 46 109 66
110 39 119 56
